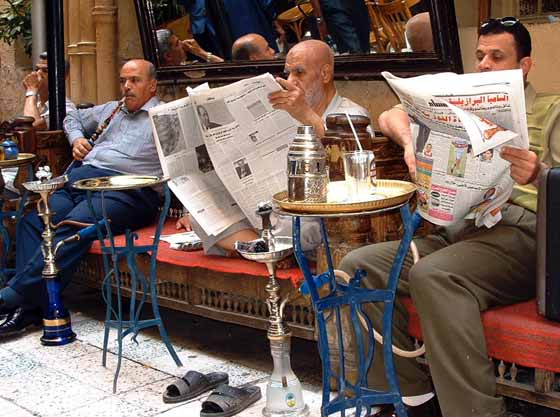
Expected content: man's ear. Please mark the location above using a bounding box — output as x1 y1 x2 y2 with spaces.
320 64 333 84
149 78 157 94
520 56 532 78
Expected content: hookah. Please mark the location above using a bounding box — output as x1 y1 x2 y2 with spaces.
23 166 106 346
236 202 309 417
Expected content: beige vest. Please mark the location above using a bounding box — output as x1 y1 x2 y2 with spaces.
510 92 560 212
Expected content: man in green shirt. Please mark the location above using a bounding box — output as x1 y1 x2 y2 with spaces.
341 18 560 417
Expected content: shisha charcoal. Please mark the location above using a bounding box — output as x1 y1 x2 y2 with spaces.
256 201 272 213
249 239 269 253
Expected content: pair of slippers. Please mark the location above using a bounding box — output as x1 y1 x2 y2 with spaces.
163 370 262 417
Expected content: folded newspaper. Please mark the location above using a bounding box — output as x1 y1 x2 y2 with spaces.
382 69 529 228
149 73 297 237
159 231 203 251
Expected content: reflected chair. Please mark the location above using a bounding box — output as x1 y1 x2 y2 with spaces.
277 1 314 42
365 1 390 53
373 0 412 52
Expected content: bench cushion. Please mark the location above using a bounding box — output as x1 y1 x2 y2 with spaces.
402 296 560 372
88 219 304 287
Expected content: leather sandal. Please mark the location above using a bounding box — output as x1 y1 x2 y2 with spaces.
200 384 261 417
163 370 229 403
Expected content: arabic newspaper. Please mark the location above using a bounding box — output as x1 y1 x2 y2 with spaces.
383 69 529 228
150 73 297 236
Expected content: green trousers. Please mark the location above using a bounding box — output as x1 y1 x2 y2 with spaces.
339 203 536 417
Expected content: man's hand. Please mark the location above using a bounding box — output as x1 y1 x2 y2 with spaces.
72 138 93 161
23 71 41 92
378 107 416 179
176 215 192 231
268 78 323 134
500 146 542 185
182 39 204 57
403 143 417 181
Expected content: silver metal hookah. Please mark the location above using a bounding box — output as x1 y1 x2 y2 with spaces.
236 202 309 417
23 166 77 346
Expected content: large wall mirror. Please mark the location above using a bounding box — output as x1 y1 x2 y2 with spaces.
134 0 463 84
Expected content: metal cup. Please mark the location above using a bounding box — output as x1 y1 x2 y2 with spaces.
342 150 376 199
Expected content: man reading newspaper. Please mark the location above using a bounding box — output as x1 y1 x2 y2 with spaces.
172 40 371 256
339 18 560 417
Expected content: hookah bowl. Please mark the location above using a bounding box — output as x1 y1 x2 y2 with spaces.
236 206 309 417
23 174 76 346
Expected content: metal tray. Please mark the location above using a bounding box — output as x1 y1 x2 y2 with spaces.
72 175 167 191
0 153 36 168
273 179 416 214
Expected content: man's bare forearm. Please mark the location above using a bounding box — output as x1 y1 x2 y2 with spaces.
23 96 42 123
378 106 412 148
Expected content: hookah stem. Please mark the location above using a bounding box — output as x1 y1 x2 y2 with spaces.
86 96 126 147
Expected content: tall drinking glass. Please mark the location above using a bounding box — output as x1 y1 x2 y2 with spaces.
342 150 376 200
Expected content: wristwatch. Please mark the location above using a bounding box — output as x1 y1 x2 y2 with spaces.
206 52 212 62
25 91 38 97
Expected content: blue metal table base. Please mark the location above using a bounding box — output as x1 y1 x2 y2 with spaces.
87 184 183 393
293 204 422 417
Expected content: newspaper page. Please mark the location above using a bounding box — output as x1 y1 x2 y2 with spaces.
189 73 297 228
382 69 528 228
149 96 246 237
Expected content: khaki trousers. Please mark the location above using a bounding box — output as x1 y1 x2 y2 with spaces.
338 204 536 417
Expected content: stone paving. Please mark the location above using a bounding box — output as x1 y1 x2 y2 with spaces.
0 284 326 417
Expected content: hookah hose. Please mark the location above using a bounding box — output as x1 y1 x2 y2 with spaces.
304 241 425 358
65 97 126 173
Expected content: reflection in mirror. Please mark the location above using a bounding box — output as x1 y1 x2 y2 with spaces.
134 0 462 82
150 0 434 67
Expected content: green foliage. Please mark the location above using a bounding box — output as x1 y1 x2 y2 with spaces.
150 0 183 26
0 0 32 55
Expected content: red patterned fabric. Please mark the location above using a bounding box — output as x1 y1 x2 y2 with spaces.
89 219 304 287
402 296 560 372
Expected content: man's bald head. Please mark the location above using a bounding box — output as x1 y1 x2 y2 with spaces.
405 12 434 52
288 40 334 71
232 33 275 61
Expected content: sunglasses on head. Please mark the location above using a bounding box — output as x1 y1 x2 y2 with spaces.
480 16 519 29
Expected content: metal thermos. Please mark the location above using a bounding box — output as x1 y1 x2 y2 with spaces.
287 125 328 202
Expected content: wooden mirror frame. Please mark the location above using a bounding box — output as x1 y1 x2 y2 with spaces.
134 0 463 85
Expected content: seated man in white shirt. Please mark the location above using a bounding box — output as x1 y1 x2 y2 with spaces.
179 40 371 256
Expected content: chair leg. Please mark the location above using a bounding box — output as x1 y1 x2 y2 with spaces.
150 279 182 367
102 269 113 367
113 258 124 393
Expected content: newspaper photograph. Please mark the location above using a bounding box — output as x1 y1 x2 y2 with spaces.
189 73 297 228
383 69 529 228
149 97 246 237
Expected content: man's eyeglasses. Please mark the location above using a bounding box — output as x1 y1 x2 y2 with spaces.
480 16 519 29
35 65 48 73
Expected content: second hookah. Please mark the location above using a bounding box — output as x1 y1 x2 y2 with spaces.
236 203 309 417
22 166 81 346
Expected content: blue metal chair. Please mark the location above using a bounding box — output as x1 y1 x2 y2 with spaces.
293 203 422 417
0 162 34 286
86 181 182 393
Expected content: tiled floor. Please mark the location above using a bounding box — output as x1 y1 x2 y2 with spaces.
0 284 325 417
